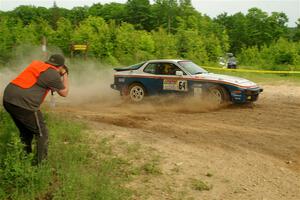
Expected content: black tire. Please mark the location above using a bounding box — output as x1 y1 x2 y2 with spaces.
128 83 146 102
206 85 230 105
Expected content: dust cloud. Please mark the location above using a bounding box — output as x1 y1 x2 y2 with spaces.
0 45 64 104
0 47 222 113
120 96 222 114
0 45 121 107
58 59 120 106
43 58 220 113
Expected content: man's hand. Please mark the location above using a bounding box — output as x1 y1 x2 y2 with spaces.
57 68 69 97
59 66 69 76
63 66 69 75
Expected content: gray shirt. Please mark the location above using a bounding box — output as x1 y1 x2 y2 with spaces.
228 57 237 65
3 68 64 111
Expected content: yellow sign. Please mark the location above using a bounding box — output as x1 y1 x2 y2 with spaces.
203 66 300 74
73 44 88 51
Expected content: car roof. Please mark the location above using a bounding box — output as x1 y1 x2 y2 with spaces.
146 59 190 63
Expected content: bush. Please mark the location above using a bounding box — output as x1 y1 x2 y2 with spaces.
0 109 133 199
0 109 51 200
238 38 300 70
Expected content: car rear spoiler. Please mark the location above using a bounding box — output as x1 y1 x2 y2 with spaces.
113 62 145 71
113 67 135 71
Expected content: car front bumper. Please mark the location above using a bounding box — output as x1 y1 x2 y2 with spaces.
110 84 120 90
231 87 263 103
244 88 263 101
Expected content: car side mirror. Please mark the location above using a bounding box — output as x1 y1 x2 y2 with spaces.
176 71 184 76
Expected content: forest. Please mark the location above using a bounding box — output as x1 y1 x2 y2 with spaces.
0 0 300 69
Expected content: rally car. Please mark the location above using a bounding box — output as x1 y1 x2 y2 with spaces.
110 59 263 104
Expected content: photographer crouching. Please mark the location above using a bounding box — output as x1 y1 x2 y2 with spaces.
2 54 69 164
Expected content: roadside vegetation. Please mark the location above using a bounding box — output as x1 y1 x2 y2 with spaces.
191 179 212 191
0 108 163 200
205 68 300 83
0 1 300 70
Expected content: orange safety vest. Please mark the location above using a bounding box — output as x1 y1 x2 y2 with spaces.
11 60 59 102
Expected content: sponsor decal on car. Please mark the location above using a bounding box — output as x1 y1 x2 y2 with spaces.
118 78 125 82
163 79 188 91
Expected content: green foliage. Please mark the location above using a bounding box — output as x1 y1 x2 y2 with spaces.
216 8 289 54
238 38 300 70
141 155 162 175
126 0 151 30
0 109 133 199
0 2 299 68
48 17 73 54
176 29 209 64
114 23 155 64
191 179 212 191
152 28 177 58
292 19 300 41
73 16 113 59
0 109 51 200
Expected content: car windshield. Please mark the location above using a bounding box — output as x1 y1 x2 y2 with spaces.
178 61 208 75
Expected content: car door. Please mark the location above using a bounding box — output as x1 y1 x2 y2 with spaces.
143 62 189 95
159 63 189 95
142 62 165 95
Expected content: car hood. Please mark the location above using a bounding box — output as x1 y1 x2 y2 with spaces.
193 73 258 88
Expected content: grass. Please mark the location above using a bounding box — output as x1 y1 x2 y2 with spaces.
141 157 162 175
0 108 139 200
206 67 300 84
191 179 212 191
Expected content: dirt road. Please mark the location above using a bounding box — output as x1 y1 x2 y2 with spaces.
55 84 300 200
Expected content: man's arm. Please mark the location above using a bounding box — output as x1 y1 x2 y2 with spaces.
57 73 69 97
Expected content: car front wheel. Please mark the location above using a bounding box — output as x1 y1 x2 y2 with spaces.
207 85 230 105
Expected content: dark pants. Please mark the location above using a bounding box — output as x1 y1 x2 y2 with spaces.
3 101 48 164
227 64 237 69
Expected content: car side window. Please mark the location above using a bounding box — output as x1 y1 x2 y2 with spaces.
162 63 185 75
144 63 185 75
144 63 157 74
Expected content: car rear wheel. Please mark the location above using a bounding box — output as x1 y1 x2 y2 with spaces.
207 85 229 105
128 83 146 102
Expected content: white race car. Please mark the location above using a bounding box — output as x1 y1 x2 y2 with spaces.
111 59 263 103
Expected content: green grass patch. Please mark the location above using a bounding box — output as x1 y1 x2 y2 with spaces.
206 67 300 84
191 179 212 191
141 158 162 175
0 108 133 200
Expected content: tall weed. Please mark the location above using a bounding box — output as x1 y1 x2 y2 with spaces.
0 108 132 199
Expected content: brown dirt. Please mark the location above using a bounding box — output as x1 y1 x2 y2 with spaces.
50 84 300 200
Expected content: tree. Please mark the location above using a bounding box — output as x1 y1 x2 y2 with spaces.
114 23 155 63
49 1 60 29
151 0 178 33
68 6 89 26
245 8 288 48
88 3 103 16
176 29 208 64
267 12 288 40
125 0 151 30
152 28 177 58
0 17 15 63
178 0 198 20
12 6 42 25
292 18 300 41
72 16 113 59
89 2 127 24
48 18 73 54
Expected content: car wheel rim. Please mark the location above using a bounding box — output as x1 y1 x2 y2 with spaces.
209 88 223 104
130 86 144 102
